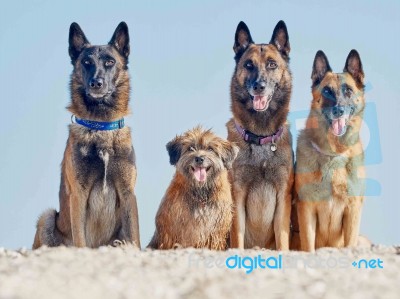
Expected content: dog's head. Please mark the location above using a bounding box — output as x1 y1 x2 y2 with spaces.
67 22 130 120
311 50 365 137
166 127 238 185
231 21 291 115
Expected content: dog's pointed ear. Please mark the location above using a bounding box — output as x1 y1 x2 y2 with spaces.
166 136 182 166
311 50 332 86
69 22 90 64
234 21 254 61
221 142 239 170
344 49 364 88
109 22 130 59
270 20 290 57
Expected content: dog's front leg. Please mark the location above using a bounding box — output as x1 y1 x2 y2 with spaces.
70 191 87 247
343 198 363 247
274 186 292 251
230 185 246 249
297 201 316 252
116 183 141 249
124 192 141 248
63 142 88 247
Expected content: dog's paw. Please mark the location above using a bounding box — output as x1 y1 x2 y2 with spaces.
173 243 183 250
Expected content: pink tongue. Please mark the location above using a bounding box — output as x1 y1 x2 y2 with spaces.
193 167 207 182
331 117 347 136
253 95 268 111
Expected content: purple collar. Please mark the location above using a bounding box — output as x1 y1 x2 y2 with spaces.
234 122 284 146
311 142 343 157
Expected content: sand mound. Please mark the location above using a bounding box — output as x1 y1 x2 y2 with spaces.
0 245 399 299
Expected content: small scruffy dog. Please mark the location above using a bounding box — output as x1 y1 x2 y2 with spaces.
148 127 238 250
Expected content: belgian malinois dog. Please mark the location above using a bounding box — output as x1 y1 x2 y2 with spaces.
294 50 366 251
227 21 294 250
148 127 238 250
33 22 140 249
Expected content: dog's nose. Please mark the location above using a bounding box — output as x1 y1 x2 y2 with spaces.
89 78 104 89
253 81 266 91
195 156 205 164
332 106 345 117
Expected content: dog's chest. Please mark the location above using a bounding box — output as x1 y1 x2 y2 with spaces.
74 143 114 185
70 126 134 177
73 136 135 182
234 144 291 184
321 155 347 173
312 155 364 200
189 200 230 228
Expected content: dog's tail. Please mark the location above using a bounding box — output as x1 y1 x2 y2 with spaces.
32 209 63 249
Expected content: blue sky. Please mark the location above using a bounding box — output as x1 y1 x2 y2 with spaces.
0 0 399 248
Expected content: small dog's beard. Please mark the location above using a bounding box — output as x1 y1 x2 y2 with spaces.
186 179 220 213
189 178 217 202
179 165 220 205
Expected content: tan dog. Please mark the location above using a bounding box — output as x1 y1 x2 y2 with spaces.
33 22 140 249
148 127 238 250
227 21 294 250
295 50 366 251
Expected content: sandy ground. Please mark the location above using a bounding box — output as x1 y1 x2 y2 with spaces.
0 245 399 299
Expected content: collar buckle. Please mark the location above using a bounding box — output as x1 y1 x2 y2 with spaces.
244 130 263 145
118 118 125 129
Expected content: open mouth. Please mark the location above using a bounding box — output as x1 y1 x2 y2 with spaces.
330 116 350 137
252 95 272 111
190 166 211 182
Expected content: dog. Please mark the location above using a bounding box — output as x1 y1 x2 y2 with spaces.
32 22 140 249
148 127 238 250
294 50 366 251
227 21 294 250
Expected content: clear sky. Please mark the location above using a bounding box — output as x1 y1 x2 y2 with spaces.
0 0 399 249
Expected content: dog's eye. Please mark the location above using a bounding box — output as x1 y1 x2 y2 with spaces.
323 87 332 95
266 61 277 69
83 60 91 65
208 147 214 152
105 60 115 67
244 61 254 70
344 87 353 95
188 146 196 152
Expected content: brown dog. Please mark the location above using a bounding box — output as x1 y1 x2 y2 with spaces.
227 21 294 250
295 50 366 251
148 127 238 250
32 22 140 249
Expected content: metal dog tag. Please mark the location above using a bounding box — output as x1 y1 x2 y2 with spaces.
270 142 277 152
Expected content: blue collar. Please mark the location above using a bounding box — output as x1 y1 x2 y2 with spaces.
72 115 125 131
